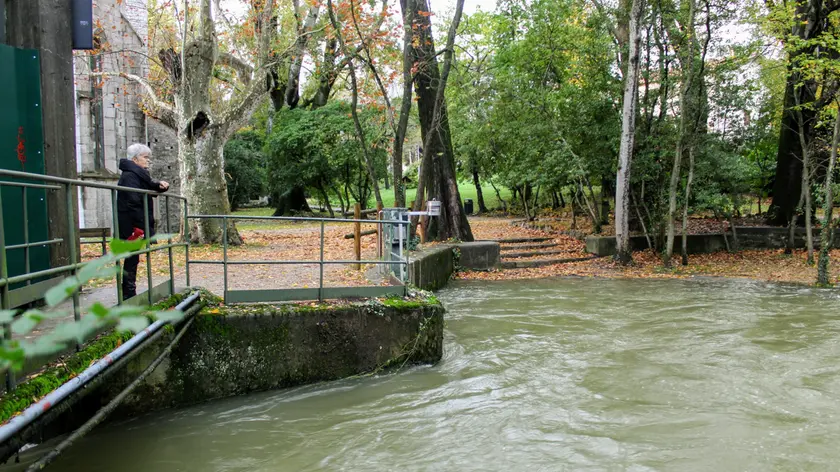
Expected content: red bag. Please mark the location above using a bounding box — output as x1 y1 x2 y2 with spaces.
127 227 145 241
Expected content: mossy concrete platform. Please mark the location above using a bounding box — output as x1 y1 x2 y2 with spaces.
0 293 443 461
113 298 444 415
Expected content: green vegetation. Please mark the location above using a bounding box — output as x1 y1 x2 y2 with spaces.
0 290 188 424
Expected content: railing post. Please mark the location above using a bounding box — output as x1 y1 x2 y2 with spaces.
319 221 325 301
398 220 405 282
65 184 80 328
354 203 361 270
184 202 190 287
111 189 123 304
222 217 228 304
165 196 174 296
0 188 13 391
22 187 30 284
376 202 383 259
143 195 152 306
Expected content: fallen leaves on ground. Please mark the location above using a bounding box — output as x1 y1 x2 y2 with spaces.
80 223 389 294
458 248 840 286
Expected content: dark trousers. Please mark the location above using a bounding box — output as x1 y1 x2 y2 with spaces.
122 254 140 300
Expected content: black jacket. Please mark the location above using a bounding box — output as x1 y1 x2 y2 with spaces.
117 159 168 239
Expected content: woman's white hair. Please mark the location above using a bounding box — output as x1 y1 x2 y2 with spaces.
127 143 152 160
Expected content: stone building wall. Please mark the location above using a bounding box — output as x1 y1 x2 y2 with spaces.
73 0 179 233
148 119 181 232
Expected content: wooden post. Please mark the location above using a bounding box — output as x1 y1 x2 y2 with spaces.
354 202 361 270
376 202 383 258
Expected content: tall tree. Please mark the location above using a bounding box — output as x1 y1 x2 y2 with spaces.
615 0 646 264
402 0 474 241
96 0 280 243
818 104 840 284
767 0 840 225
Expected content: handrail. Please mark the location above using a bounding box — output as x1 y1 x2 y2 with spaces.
0 169 188 200
186 214 409 304
0 291 201 446
186 214 408 225
0 168 189 392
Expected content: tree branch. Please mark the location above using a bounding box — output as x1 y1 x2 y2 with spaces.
91 71 177 129
218 0 277 137
217 52 253 85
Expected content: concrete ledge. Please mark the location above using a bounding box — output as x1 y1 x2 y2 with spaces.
112 300 444 415
585 226 840 256
408 246 455 291
408 241 502 290
457 241 501 270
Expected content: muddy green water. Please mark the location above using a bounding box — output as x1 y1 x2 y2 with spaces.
11 277 840 471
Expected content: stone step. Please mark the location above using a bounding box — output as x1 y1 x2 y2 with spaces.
500 242 558 251
503 249 575 259
501 255 600 269
492 237 554 244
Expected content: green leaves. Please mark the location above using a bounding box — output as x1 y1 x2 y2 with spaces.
1 243 188 372
116 316 150 333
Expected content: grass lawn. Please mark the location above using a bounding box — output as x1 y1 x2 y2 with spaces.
231 182 514 230
231 207 321 230
375 182 512 209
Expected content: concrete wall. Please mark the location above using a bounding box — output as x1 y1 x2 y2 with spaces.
408 241 501 290
408 246 455 291
0 296 444 458
586 227 840 256
108 301 444 415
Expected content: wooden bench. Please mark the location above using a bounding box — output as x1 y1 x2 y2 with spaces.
80 227 111 255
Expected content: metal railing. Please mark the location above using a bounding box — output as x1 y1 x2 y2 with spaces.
185 215 409 304
0 168 187 308
0 168 188 391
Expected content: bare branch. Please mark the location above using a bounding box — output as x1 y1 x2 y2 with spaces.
91 71 177 129
217 52 253 85
218 0 277 136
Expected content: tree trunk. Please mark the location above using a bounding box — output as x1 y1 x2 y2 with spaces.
472 167 488 214
273 186 311 216
389 4 414 209
317 183 335 218
614 0 645 265
804 155 814 265
180 129 242 244
817 108 840 284
600 178 611 226
664 0 697 267
401 0 473 242
308 38 339 110
770 80 819 226
285 4 320 109
681 146 695 265
794 98 815 264
490 180 507 213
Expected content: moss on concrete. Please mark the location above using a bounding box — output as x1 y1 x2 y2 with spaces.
0 289 193 424
117 296 446 412
0 329 135 424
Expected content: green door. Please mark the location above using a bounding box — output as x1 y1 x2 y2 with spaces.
0 44 51 295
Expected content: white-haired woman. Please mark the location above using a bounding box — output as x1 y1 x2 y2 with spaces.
117 144 170 300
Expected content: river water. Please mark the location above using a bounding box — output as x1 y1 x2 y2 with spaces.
10 277 840 471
